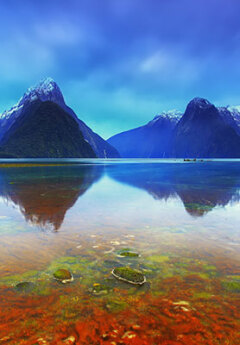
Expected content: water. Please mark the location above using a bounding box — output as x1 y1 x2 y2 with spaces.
0 159 239 345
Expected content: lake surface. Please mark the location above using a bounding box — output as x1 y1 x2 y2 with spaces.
0 159 239 345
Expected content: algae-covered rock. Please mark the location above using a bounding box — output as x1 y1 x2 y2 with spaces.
53 269 73 284
15 281 35 292
48 255 96 280
112 267 146 285
117 248 139 258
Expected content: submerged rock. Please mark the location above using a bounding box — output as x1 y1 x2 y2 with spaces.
112 267 146 285
117 248 140 258
53 269 73 284
15 281 35 292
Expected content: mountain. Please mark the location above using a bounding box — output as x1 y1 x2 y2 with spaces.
0 78 66 141
171 98 240 158
108 110 182 158
0 100 96 158
108 97 240 158
0 78 119 158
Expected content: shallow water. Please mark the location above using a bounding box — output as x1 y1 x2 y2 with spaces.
0 159 239 345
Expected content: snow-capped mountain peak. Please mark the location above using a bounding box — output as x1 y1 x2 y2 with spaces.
0 78 65 120
150 109 182 125
0 78 119 158
18 77 65 107
160 109 182 119
0 78 66 139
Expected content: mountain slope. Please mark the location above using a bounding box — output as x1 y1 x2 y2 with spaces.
171 98 240 158
0 78 119 158
227 106 240 128
0 100 96 158
108 111 182 158
218 107 240 135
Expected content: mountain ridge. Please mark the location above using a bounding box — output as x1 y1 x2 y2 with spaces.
2 80 240 158
108 97 240 158
0 78 119 158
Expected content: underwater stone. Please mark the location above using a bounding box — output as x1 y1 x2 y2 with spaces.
118 248 139 257
53 269 73 284
112 267 146 285
15 281 35 292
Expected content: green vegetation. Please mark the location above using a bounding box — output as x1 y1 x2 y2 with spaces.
15 281 35 292
145 255 169 263
222 277 240 292
0 270 40 286
106 299 128 312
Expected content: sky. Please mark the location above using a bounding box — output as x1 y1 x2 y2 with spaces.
1 0 240 138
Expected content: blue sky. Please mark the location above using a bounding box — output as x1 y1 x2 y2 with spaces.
1 0 240 138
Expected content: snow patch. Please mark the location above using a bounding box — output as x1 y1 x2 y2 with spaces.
227 105 240 113
150 109 182 126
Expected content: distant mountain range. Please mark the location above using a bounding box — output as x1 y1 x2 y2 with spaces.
108 98 240 158
1 79 240 158
0 78 119 158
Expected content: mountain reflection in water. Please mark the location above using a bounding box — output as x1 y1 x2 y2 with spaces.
106 162 240 216
0 161 240 232
0 164 103 230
